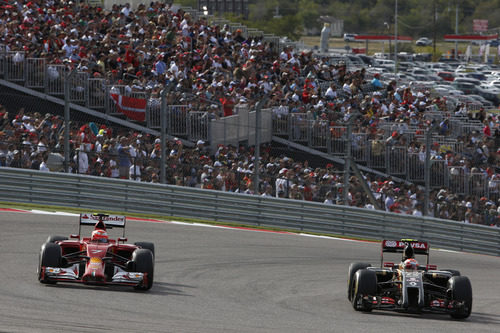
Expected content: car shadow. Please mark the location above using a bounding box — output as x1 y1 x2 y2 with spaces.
42 280 195 296
146 281 195 297
362 310 500 324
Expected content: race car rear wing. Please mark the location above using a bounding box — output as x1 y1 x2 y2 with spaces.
381 239 430 266
79 213 126 237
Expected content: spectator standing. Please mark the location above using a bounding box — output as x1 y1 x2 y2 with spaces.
117 137 131 179
40 154 50 172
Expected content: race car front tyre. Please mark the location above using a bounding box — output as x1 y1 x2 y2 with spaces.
46 235 68 243
347 262 371 301
38 242 62 284
134 242 155 257
132 249 154 290
449 276 472 319
351 269 377 312
442 269 461 277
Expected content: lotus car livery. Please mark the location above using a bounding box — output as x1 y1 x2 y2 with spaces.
38 213 155 290
347 239 472 319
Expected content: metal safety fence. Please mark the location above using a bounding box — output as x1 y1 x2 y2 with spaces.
0 168 499 256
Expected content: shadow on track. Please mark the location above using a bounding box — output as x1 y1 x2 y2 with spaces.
357 309 500 324
42 281 195 296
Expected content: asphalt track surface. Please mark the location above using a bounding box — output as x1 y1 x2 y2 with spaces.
1 210 500 333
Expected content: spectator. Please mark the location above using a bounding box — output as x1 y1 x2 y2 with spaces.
117 137 131 179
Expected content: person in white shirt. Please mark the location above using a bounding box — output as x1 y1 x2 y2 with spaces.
129 159 142 181
412 204 423 216
261 185 273 197
121 3 131 17
324 191 334 204
39 156 50 172
325 83 337 100
75 148 88 174
109 158 119 178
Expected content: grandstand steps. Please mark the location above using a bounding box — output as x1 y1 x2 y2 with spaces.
0 79 194 147
271 136 409 184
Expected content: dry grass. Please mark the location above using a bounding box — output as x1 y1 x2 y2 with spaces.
300 36 487 59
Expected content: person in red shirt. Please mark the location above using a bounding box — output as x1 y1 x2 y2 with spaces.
220 93 235 117
483 119 491 137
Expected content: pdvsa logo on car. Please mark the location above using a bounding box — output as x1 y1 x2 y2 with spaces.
397 241 427 249
385 241 397 247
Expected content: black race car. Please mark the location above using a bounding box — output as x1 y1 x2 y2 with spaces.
347 239 472 319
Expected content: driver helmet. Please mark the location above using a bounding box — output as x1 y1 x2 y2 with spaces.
91 229 108 243
404 258 419 270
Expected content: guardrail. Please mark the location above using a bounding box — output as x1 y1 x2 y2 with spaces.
0 168 498 256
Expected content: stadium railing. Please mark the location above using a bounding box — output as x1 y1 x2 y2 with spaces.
0 167 498 256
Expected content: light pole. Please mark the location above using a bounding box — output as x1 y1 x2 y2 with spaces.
384 22 391 58
455 1 459 59
394 0 398 74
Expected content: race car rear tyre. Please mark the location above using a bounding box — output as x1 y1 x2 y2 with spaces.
46 235 68 243
38 242 62 284
348 262 371 301
442 269 461 276
449 276 472 319
132 249 154 290
351 269 377 312
134 242 155 257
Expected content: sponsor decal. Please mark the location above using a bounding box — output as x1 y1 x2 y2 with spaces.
384 240 428 249
80 214 125 226
385 240 397 247
383 240 428 250
90 257 102 264
398 241 427 249
431 299 445 307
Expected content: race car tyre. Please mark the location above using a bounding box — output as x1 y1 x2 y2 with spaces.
449 276 472 319
347 262 371 301
134 242 155 257
38 242 62 284
351 269 377 312
132 249 154 290
46 235 68 243
442 269 461 276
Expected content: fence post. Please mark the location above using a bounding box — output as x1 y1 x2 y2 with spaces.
254 96 269 195
424 124 438 216
64 68 76 173
160 88 167 184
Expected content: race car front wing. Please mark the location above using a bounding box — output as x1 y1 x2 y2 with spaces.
41 264 146 286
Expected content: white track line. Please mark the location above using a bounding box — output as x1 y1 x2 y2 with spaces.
0 209 470 253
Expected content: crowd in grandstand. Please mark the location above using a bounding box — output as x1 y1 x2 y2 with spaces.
0 1 499 226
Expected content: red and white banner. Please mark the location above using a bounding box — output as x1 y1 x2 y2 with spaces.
444 34 498 42
110 93 146 122
473 19 488 32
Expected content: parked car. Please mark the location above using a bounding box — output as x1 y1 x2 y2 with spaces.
344 33 358 42
489 40 500 47
437 71 455 82
468 94 494 108
357 54 376 67
416 37 432 46
451 81 477 95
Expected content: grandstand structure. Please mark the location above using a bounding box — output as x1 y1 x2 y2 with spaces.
0 1 498 223
0 47 493 199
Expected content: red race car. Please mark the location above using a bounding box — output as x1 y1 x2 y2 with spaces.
38 213 154 290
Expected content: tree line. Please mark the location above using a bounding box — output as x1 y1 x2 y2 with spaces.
176 0 500 40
